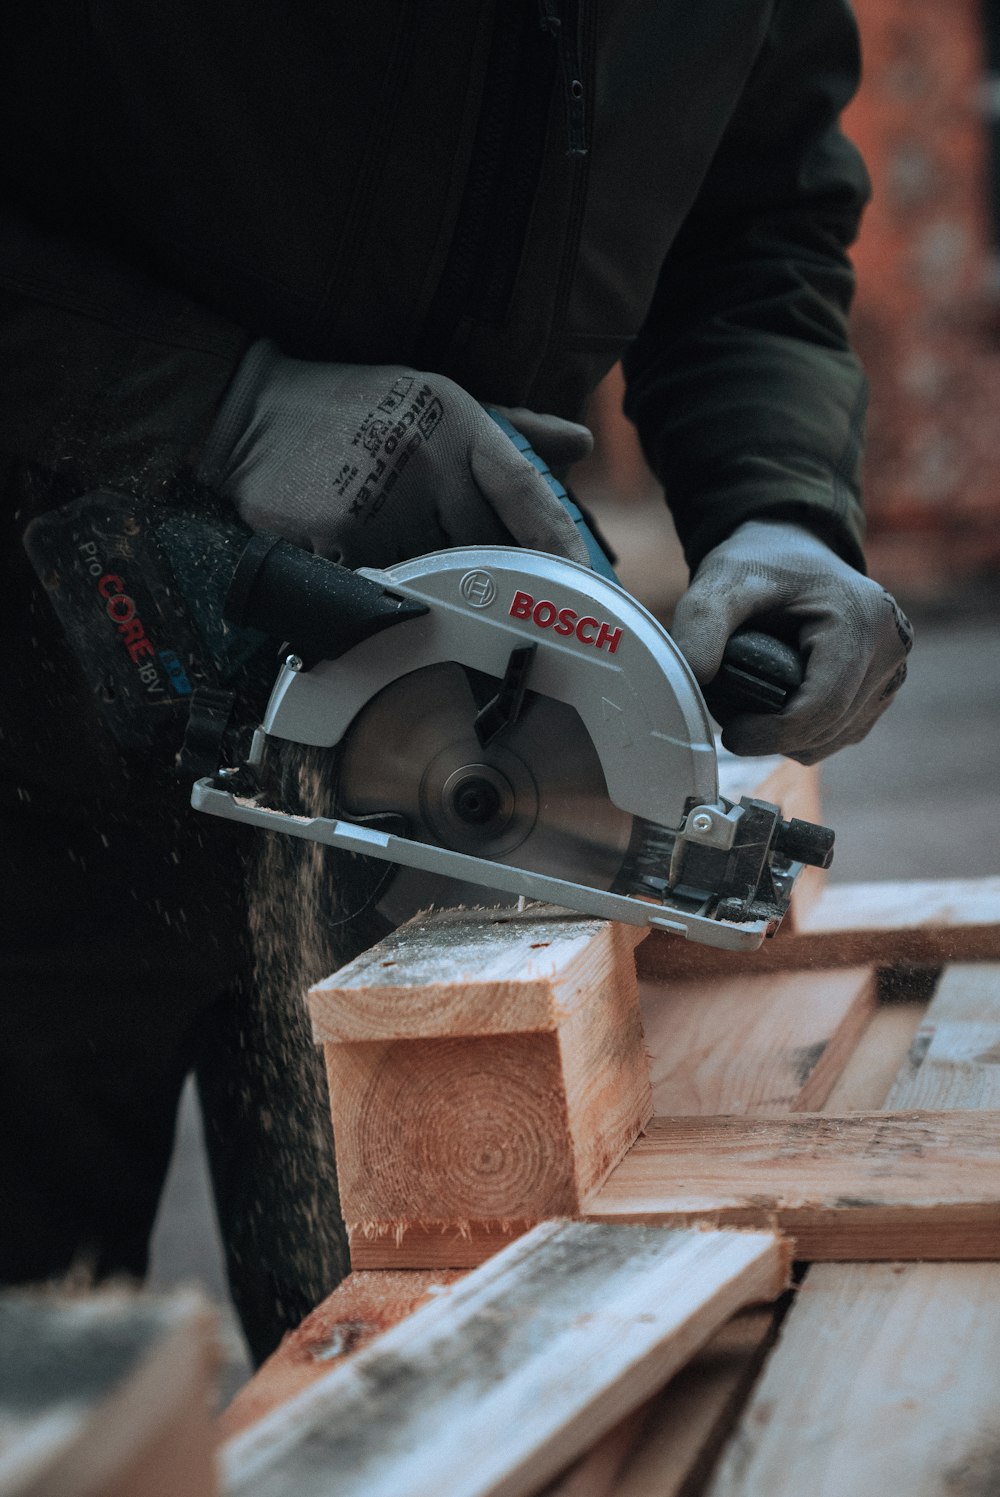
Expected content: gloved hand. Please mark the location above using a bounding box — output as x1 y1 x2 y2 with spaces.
196 339 593 568
670 520 913 764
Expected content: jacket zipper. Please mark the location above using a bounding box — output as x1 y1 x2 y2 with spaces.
418 2 576 357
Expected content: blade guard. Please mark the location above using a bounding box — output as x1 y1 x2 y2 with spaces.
257 546 718 835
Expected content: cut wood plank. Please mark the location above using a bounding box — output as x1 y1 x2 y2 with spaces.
706 963 1000 1497
308 904 648 1042
638 876 1000 979
219 1271 461 1439
222 1222 789 1497
0 1288 217 1497
641 968 876 1115
309 908 652 1266
588 1110 1000 1258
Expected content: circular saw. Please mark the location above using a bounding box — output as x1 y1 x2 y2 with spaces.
191 539 834 951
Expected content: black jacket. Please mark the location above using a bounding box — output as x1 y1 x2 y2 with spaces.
1 1 870 560
0 1 870 653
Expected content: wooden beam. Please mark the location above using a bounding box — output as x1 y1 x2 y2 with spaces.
588 1109 1000 1259
309 907 652 1268
706 964 1000 1496
638 877 1000 980
221 1222 789 1497
0 1288 217 1497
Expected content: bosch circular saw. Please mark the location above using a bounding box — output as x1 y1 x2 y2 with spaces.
24 413 833 951
185 530 832 950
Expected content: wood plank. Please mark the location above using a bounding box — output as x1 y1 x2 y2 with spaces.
219 1271 461 1439
641 968 876 1115
308 906 647 1043
547 966 877 1493
546 1309 779 1497
820 997 928 1113
883 963 1000 1110
221 1222 789 1497
589 1110 1000 1258
311 909 652 1262
638 877 1000 980
705 963 1000 1497
707 1263 1000 1497
0 1288 217 1497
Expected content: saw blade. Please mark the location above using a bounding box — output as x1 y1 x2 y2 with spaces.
335 661 635 924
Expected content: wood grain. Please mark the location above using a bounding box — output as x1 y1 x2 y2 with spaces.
641 968 876 1116
706 963 1000 1497
308 907 647 1043
708 1262 1000 1497
221 1222 790 1497
545 1310 778 1497
588 1110 1000 1259
219 1270 461 1439
315 908 652 1264
546 962 879 1493
883 963 1000 1110
639 877 1000 979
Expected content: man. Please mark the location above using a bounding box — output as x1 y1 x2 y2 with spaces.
0 1 910 1361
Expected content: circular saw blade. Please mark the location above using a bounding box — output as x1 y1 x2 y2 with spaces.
336 661 634 924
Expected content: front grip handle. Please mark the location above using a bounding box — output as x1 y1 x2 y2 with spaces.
225 533 427 663
702 628 804 725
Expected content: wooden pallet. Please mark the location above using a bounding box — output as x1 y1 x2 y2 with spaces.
218 757 1000 1496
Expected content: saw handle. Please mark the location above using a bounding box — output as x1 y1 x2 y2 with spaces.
485 407 619 582
702 629 805 724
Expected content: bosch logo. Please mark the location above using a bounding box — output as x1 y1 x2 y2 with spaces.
509 590 623 655
460 570 498 608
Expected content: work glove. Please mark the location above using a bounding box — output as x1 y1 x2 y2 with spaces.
670 520 913 764
196 340 593 569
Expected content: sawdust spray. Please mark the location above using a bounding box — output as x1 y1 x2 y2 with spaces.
235 741 390 1355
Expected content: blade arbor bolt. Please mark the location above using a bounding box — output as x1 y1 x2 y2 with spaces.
452 776 503 826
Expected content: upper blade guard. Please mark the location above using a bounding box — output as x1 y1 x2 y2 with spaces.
260 546 720 833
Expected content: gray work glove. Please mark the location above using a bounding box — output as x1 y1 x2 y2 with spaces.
196 339 592 568
670 520 913 764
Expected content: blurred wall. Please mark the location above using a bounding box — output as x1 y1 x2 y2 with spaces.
847 0 1000 598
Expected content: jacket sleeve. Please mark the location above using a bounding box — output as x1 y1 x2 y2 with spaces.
0 208 251 506
622 0 871 574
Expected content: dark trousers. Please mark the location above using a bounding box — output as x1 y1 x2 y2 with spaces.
0 771 351 1365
